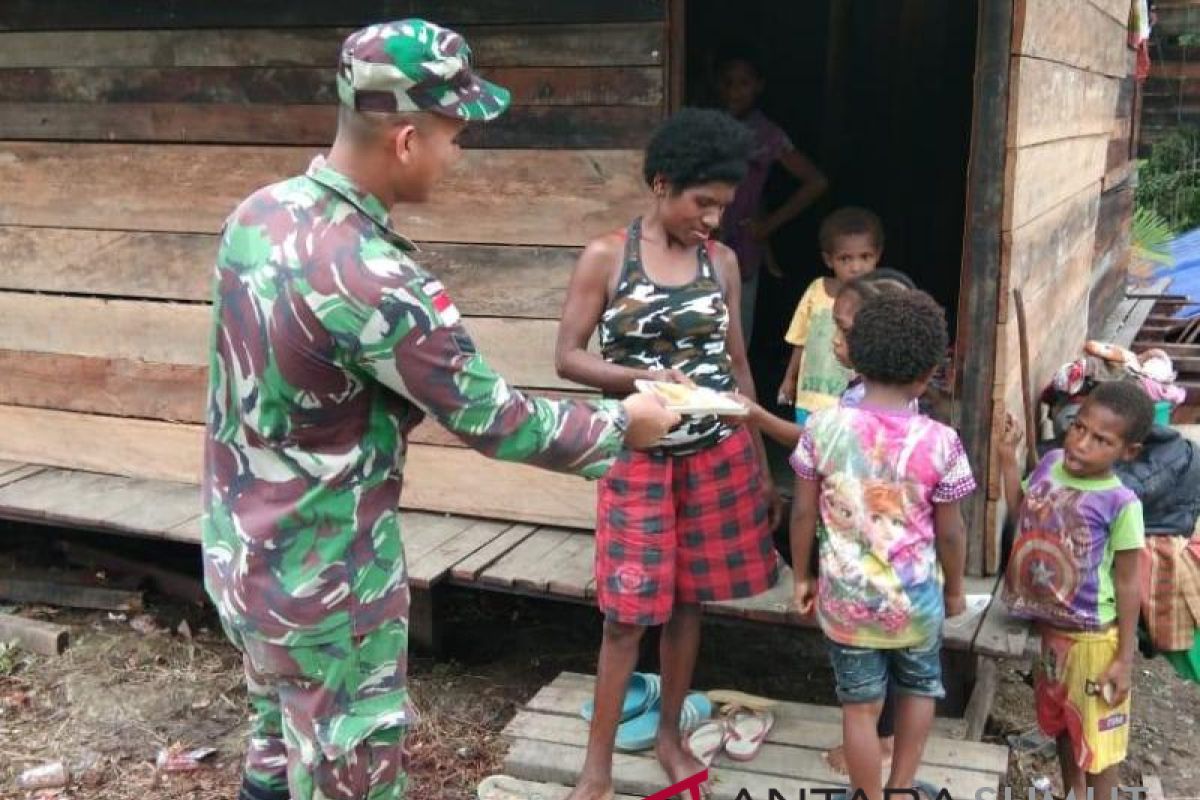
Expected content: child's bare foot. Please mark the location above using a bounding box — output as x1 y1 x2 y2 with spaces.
822 743 850 775
823 737 895 776
655 736 710 798
562 775 615 800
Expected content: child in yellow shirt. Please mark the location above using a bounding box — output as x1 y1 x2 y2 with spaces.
779 207 883 423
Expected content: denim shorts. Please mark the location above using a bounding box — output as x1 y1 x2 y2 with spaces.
826 636 945 704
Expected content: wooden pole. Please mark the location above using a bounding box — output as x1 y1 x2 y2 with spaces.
0 613 69 656
1013 289 1039 472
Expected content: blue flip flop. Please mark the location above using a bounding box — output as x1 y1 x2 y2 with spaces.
614 692 714 753
581 672 661 723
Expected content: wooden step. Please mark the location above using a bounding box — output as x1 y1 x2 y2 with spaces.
503 672 1008 800
476 775 641 800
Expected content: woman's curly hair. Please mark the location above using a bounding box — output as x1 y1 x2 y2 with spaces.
848 290 948 385
643 107 755 191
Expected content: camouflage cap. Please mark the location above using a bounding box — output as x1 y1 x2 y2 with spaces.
336 19 511 122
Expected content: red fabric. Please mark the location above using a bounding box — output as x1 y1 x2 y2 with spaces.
595 427 779 625
1035 633 1094 772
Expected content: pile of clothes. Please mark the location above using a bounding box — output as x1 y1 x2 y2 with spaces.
1042 341 1186 438
1041 340 1200 684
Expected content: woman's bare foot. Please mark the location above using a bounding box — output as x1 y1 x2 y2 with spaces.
562 774 615 800
823 737 895 776
656 736 710 798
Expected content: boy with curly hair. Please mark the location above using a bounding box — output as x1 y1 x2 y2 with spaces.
790 291 974 800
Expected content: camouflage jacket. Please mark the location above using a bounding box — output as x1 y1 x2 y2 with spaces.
202 156 625 646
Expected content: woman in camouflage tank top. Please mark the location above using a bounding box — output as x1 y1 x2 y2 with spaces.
596 216 734 451
555 109 783 800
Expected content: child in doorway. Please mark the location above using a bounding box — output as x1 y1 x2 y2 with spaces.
791 291 973 800
715 48 828 346
998 382 1152 800
780 207 883 424
747 268 915 448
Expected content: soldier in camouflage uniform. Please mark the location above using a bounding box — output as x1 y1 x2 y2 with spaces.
202 20 678 800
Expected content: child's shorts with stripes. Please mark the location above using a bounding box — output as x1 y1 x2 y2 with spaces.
595 426 780 626
1035 625 1132 774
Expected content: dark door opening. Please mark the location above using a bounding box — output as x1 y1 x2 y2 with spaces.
683 0 979 412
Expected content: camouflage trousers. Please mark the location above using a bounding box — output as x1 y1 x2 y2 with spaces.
224 619 414 800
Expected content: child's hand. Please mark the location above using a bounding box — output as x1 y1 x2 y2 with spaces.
793 577 816 616
998 412 1023 462
1099 656 1133 706
728 392 762 424
777 382 796 406
944 591 967 618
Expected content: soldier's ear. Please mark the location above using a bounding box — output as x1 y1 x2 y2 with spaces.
392 123 419 163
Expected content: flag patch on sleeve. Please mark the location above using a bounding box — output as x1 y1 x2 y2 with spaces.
422 279 460 326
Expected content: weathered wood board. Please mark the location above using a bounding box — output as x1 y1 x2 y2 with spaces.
0 226 579 318
0 142 644 247
0 405 600 529
0 292 584 391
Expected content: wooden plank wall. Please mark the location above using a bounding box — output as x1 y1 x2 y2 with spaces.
0 1 668 530
985 0 1136 571
1142 0 1200 150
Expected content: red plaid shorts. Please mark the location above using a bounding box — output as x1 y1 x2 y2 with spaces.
595 426 779 626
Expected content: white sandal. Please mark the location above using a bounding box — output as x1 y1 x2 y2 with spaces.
685 718 729 767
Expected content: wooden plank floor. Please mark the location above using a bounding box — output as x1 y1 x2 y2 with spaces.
0 463 202 540
471 531 998 654
0 463 1015 657
503 672 1008 800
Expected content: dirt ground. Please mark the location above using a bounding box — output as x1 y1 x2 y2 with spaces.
0 532 1196 800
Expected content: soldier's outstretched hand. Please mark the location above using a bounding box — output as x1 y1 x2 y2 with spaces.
621 392 681 450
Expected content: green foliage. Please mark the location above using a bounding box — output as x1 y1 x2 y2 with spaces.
0 640 17 676
1132 206 1176 268
1136 127 1200 232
